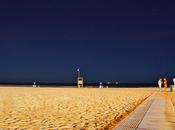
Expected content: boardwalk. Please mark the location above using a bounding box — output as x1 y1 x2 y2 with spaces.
114 92 175 130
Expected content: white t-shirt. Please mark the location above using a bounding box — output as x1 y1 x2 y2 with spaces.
173 79 175 82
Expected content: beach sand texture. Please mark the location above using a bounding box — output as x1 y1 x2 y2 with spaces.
0 87 156 130
167 91 175 110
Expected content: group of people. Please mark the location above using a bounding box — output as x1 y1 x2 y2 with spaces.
158 78 168 89
99 82 109 88
158 78 175 90
33 82 40 88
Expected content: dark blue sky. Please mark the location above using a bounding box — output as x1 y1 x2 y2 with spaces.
0 0 175 83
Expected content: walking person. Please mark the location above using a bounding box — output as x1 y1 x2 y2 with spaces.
164 78 168 92
158 78 162 91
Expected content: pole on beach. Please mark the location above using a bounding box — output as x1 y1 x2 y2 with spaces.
77 68 84 88
77 68 80 78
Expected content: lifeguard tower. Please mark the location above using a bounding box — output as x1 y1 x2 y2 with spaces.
77 77 84 88
77 68 84 88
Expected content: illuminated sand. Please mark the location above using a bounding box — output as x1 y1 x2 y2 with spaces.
167 92 175 109
0 87 157 130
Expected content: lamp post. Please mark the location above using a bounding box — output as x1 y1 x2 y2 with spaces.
77 68 80 78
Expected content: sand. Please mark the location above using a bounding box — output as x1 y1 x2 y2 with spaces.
167 91 175 109
0 87 157 130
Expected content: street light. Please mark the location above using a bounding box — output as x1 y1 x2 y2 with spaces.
77 68 80 78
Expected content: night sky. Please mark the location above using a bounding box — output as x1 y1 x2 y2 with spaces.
0 0 175 83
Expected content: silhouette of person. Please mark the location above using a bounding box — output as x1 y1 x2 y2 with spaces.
158 78 162 91
164 78 168 91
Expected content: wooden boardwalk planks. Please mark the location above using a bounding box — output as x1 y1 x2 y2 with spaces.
114 92 175 130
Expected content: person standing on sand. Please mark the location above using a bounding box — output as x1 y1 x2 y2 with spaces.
164 78 168 91
33 82 36 88
173 78 175 90
158 78 162 91
99 82 103 88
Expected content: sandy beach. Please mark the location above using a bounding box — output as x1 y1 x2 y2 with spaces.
167 91 175 110
0 87 157 130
